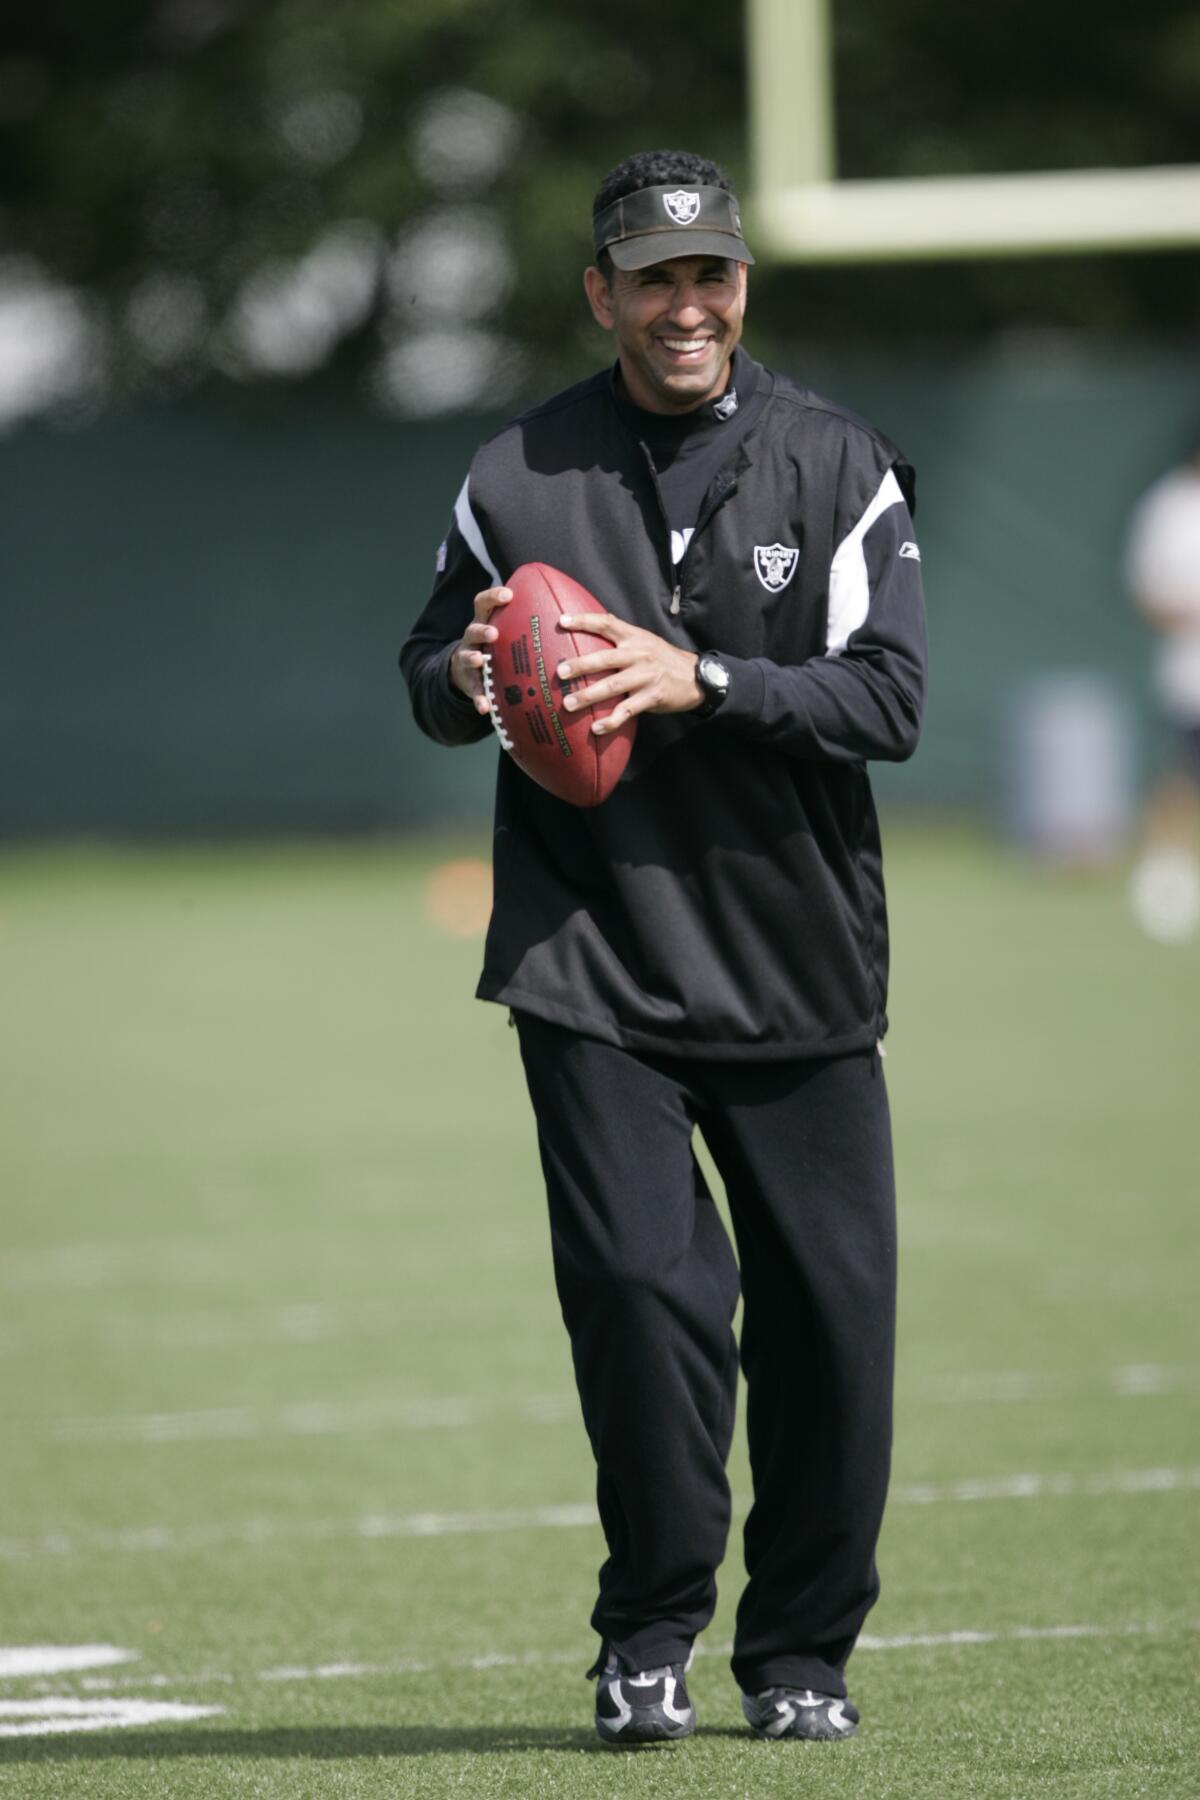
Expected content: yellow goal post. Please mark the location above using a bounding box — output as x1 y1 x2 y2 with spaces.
747 0 1200 262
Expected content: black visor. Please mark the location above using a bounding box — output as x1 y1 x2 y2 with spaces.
592 184 755 270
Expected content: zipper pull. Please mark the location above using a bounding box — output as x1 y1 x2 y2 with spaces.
670 585 681 616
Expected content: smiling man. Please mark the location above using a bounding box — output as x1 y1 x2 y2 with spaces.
400 149 927 1749
582 212 747 414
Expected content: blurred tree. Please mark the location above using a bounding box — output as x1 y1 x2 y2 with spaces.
0 0 1197 420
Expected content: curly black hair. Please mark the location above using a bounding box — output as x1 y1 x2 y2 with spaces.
592 149 734 220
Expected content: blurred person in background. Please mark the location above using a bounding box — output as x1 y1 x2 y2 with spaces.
401 148 926 1748
1125 428 1200 942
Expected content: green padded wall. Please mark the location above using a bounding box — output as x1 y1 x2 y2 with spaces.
2 346 1196 835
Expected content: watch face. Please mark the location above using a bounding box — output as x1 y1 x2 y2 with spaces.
697 654 730 716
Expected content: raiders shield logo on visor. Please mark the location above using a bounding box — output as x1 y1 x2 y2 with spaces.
662 189 702 225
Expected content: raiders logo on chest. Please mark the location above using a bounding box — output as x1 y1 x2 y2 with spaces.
753 542 800 593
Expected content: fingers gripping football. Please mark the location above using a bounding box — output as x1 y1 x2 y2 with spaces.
556 613 703 733
451 587 513 712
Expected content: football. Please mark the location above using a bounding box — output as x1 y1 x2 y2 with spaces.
482 563 636 807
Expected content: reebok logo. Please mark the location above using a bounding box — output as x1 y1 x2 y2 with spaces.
899 541 921 560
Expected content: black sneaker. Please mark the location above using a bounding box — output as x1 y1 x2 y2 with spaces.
590 1644 696 1745
741 1686 860 1740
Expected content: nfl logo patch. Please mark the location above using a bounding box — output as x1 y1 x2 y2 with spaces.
753 543 799 592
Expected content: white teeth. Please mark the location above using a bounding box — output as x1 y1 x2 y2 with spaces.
661 339 709 352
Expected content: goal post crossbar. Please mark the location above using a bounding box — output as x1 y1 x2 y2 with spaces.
748 0 1200 262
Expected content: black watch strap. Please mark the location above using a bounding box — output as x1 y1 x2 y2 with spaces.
695 651 731 718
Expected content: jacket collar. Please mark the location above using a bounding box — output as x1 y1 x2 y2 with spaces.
605 344 767 431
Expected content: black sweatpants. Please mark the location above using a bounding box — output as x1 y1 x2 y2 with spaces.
515 1012 896 1699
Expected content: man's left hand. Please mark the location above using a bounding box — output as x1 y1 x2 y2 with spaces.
555 614 703 734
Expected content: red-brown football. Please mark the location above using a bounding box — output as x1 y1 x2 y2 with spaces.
482 563 636 807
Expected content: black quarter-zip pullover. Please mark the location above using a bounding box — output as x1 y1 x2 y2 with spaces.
613 346 771 560
400 359 927 1060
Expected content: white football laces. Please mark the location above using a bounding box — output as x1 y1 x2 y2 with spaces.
480 652 515 751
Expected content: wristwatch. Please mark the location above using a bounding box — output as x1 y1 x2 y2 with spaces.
695 651 731 718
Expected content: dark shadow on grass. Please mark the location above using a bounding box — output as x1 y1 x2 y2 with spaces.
0 1723 763 1763
1 1724 603 1762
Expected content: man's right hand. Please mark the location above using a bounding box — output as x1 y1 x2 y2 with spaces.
449 586 512 714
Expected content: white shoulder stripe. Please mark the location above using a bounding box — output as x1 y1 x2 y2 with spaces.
825 467 905 657
453 476 500 586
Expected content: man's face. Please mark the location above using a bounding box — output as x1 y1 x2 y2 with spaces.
583 254 747 414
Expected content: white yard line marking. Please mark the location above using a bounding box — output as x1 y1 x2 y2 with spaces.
125 1300 405 1348
0 1646 137 1678
0 1698 222 1737
7 1621 1195 1699
0 1502 602 1562
0 1236 534 1296
1042 1266 1198 1303
4 1238 1193 1305
1111 1363 1200 1396
24 1366 1197 1447
891 1467 1200 1504
244 1618 1200 1675
38 1394 577 1445
0 1242 247 1293
0 1301 406 1354
858 1621 1171 1649
0 1468 1196 1563
352 1502 605 1540
914 1364 1200 1403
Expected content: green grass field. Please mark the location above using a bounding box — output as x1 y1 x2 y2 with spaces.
1 828 1197 1798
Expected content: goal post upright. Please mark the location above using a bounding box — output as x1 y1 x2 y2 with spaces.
747 0 835 194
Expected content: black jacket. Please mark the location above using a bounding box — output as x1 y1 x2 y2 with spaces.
400 361 927 1061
